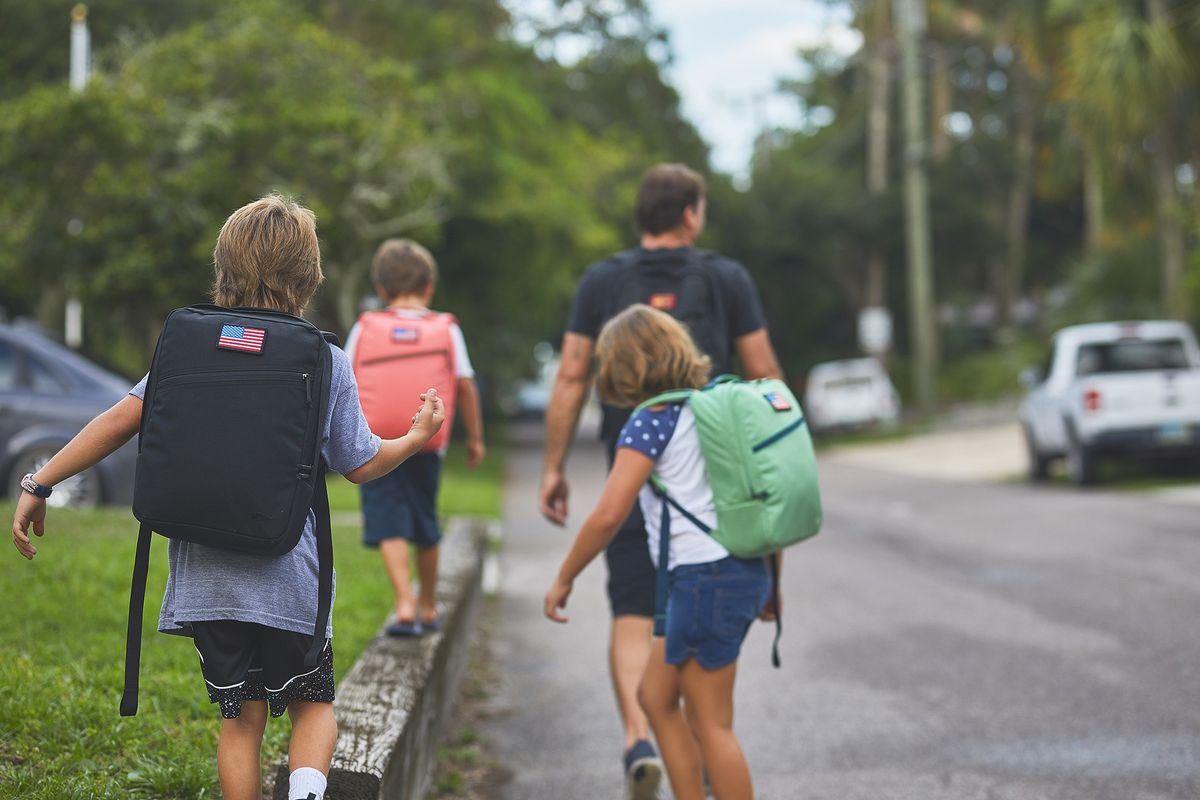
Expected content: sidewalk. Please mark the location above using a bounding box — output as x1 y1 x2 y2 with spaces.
482 425 638 798
821 422 1027 484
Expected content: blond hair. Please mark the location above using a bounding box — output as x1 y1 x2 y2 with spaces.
371 238 438 299
212 194 323 316
595 304 712 407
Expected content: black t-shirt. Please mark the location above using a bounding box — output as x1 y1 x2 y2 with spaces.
565 246 769 441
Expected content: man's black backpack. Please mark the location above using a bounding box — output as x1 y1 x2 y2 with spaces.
121 305 336 717
610 248 730 373
598 248 730 443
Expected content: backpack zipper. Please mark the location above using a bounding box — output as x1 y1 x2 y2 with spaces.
157 370 307 388
751 416 806 453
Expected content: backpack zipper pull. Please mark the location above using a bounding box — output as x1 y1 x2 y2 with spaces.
302 373 312 405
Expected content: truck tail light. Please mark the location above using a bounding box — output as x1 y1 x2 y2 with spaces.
1083 388 1102 412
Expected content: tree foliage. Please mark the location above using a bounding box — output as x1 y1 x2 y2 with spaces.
705 0 1199 389
0 0 704 388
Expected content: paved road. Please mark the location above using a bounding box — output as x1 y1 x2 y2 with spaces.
482 424 1200 799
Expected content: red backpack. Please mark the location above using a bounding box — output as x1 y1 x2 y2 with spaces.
351 309 457 452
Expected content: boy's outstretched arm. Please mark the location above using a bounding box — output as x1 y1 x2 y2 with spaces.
12 395 142 560
344 389 444 484
544 447 654 623
456 376 485 468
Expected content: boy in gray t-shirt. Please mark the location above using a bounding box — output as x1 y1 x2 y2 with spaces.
11 196 444 800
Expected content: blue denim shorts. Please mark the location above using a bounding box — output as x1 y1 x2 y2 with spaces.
665 556 771 669
360 452 442 548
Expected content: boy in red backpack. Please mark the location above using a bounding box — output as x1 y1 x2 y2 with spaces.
346 238 485 635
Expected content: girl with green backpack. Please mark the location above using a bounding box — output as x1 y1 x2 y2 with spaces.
545 304 820 800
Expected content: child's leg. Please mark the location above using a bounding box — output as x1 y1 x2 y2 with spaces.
679 659 752 800
611 615 655 748
287 700 337 772
415 543 440 624
217 700 268 800
379 538 417 622
637 639 705 800
285 701 337 799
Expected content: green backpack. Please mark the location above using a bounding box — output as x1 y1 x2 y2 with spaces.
635 376 822 665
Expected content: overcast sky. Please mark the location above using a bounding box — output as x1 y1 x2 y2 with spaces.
650 0 859 179
508 1 860 180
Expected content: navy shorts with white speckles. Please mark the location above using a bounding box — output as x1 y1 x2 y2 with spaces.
191 620 335 719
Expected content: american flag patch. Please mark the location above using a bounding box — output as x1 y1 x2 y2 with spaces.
764 392 792 412
217 325 266 353
648 292 677 311
392 326 420 343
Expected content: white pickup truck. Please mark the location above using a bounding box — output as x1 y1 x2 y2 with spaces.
1019 320 1200 485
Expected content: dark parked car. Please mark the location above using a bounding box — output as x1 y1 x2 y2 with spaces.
0 321 138 507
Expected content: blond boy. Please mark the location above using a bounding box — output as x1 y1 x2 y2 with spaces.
11 196 444 800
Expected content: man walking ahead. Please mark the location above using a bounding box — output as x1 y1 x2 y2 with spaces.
539 163 783 798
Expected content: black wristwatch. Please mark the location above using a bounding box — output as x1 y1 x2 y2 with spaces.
20 473 52 499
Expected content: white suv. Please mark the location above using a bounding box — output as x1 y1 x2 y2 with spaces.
1019 320 1200 484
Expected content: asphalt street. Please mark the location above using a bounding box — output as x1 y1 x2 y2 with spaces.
481 423 1200 799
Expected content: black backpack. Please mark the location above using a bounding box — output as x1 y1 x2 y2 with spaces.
121 305 336 717
599 248 731 442
610 249 730 372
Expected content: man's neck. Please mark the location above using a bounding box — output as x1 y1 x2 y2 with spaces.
640 230 694 250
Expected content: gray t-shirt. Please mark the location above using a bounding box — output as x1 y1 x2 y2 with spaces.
130 344 381 639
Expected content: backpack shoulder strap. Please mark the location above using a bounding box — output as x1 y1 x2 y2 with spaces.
120 522 153 716
608 249 644 305
633 388 695 414
305 461 333 669
305 340 336 669
685 248 730 365
611 248 642 270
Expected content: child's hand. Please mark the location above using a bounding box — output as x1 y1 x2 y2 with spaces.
466 438 485 469
544 578 573 623
409 388 445 443
11 492 47 560
759 591 780 622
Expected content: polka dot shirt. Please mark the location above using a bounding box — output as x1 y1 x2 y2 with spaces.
617 404 682 462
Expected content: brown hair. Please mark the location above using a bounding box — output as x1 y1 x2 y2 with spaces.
634 163 706 235
371 238 438 299
595 304 712 407
211 194 323 316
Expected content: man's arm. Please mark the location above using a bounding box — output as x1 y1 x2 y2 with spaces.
735 328 784 381
539 332 595 526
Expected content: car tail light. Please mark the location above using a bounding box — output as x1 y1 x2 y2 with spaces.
1083 388 1102 412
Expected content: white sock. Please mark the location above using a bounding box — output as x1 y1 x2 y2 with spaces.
288 766 327 800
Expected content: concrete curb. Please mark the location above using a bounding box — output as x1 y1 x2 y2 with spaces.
271 517 488 800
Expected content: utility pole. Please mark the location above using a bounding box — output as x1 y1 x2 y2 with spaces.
892 0 938 412
66 4 90 349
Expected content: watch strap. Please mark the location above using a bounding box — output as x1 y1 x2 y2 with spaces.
20 473 52 499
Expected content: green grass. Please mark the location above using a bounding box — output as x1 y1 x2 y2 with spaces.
0 443 504 799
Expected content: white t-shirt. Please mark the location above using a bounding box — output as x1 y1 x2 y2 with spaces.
618 404 729 571
343 307 475 379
